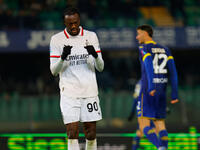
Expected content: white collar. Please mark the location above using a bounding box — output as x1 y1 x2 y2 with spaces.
64 26 83 39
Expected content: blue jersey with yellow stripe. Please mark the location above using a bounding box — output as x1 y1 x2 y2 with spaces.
139 41 178 99
138 41 178 119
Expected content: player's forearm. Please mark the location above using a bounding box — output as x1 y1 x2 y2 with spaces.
171 75 178 99
168 60 178 99
144 57 155 91
50 58 64 76
95 55 104 72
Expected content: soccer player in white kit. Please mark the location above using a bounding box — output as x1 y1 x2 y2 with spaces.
49 7 104 150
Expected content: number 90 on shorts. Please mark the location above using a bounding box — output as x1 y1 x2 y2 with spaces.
60 95 102 124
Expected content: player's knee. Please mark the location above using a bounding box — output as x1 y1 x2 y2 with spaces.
136 130 143 137
67 129 79 139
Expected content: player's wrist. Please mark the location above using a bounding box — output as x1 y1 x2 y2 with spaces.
61 54 66 60
94 55 100 60
93 53 98 58
61 57 65 61
59 57 65 62
61 54 69 61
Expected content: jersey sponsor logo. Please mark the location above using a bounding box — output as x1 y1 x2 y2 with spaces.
153 78 168 83
67 54 89 66
69 59 87 66
66 54 89 61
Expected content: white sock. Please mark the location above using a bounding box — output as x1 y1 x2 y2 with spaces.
85 139 97 150
158 146 166 150
68 139 80 150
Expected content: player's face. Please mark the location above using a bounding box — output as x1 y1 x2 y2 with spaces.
136 29 146 44
64 13 80 36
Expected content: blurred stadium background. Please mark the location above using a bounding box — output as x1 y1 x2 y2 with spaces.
0 0 200 149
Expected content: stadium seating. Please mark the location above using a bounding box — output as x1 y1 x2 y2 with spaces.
0 0 200 30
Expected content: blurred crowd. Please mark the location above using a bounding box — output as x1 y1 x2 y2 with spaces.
0 0 200 30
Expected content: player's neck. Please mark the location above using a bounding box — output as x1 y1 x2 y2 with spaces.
144 37 154 44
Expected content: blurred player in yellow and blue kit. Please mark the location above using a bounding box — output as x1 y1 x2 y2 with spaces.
128 80 155 150
136 24 179 150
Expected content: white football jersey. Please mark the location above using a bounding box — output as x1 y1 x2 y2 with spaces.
50 27 103 98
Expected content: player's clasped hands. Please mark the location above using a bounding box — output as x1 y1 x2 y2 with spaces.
84 45 98 58
61 45 72 60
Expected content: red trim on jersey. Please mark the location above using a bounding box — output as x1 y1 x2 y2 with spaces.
64 29 69 39
64 27 83 38
96 50 101 53
50 55 60 58
81 27 83 36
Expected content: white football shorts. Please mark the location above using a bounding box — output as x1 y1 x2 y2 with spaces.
60 95 102 124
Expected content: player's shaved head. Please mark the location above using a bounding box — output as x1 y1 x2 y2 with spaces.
137 24 153 37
